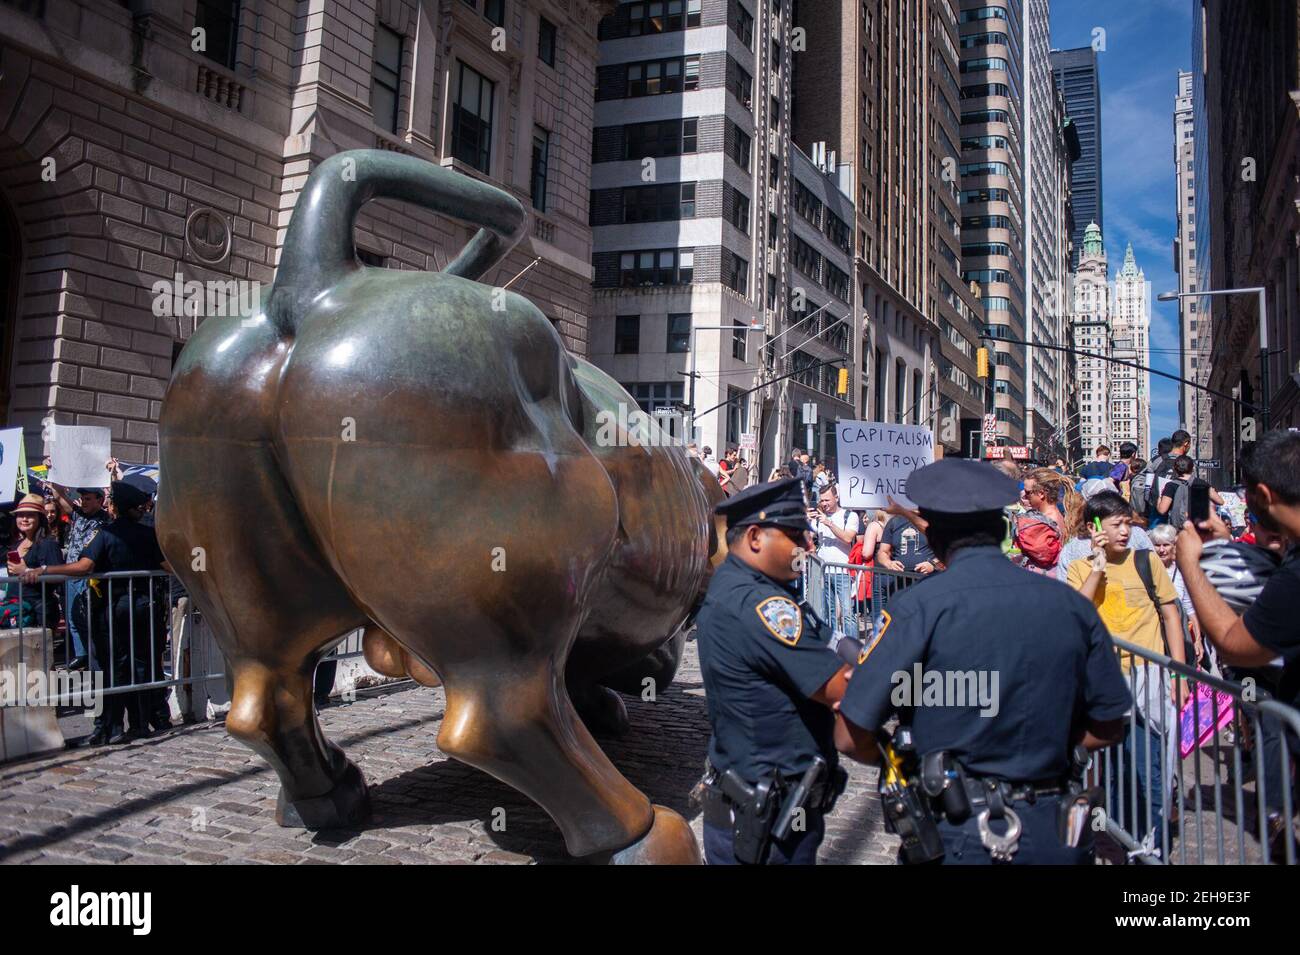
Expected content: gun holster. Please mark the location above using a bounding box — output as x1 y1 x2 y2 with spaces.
719 770 782 865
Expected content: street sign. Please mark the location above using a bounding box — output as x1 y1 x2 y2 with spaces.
1201 458 1220 469
985 445 1030 460
802 402 818 424
982 413 997 443
652 407 678 417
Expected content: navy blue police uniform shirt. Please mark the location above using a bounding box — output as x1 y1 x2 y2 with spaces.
1244 544 1300 711
696 552 845 784
81 519 166 575
839 545 1132 781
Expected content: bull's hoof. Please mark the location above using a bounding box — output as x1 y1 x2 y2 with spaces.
571 683 630 738
275 759 370 829
608 806 701 865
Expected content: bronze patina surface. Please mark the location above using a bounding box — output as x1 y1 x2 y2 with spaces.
157 150 718 863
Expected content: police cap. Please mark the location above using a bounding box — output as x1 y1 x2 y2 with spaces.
715 477 811 531
110 480 151 511
905 459 1017 517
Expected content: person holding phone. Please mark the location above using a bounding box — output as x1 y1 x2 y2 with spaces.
1 494 64 629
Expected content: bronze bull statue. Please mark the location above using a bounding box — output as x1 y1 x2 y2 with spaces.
157 150 724 863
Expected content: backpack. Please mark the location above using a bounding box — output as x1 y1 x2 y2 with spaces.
1129 461 1157 516
1132 549 1170 655
1165 479 1191 531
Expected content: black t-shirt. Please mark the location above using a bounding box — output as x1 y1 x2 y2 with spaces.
22 537 65 571
1160 477 1186 503
81 519 165 574
1244 545 1300 709
880 516 935 571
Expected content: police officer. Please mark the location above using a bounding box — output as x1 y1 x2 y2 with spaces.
694 478 855 865
835 459 1133 864
24 480 174 745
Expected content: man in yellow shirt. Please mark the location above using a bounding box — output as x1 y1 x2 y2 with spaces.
1066 489 1185 851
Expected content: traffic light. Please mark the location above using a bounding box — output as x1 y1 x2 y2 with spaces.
976 347 990 379
836 366 849 396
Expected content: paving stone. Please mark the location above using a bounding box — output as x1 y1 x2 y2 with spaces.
0 644 904 864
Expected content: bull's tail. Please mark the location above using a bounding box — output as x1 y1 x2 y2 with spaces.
266 150 528 338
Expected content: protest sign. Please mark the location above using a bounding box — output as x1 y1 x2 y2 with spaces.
47 425 112 489
0 428 22 502
835 420 934 509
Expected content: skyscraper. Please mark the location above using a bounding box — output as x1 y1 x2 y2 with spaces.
1112 243 1152 455
1072 222 1111 454
1050 46 1102 269
589 0 858 469
960 0 1028 446
1174 69 1211 461
1024 0 1077 461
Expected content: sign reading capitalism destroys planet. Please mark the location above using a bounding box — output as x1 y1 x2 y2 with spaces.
834 421 935 510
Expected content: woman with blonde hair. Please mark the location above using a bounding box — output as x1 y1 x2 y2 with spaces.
1011 468 1073 574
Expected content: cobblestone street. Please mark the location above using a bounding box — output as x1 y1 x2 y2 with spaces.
0 641 898 865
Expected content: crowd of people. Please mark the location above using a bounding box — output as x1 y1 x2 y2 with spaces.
1 458 172 746
768 428 1298 862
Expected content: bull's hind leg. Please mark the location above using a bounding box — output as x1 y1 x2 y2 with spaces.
157 450 371 829
436 661 699 863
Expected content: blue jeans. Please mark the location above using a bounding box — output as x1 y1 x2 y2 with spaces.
822 571 853 634
1111 714 1167 846
64 577 89 659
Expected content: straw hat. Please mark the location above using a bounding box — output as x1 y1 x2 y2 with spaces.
12 493 47 517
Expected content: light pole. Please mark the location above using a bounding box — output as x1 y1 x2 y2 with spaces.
1159 285 1268 428
683 321 762 446
1157 286 1268 478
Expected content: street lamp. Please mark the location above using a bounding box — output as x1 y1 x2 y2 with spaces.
1156 286 1269 433
683 321 762 444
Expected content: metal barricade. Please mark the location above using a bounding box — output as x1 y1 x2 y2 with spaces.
803 554 1300 865
0 570 222 708
1093 637 1299 865
803 554 924 637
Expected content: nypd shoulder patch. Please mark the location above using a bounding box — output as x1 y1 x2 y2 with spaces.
857 610 891 665
756 596 803 646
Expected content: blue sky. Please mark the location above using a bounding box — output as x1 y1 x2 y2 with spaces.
1051 0 1191 446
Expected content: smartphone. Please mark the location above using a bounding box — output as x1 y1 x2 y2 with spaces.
6 550 20 565
1188 479 1211 523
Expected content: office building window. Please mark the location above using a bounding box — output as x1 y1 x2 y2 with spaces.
531 127 549 211
730 192 750 233
623 182 696 222
615 315 640 354
538 17 557 66
623 118 698 158
724 254 748 295
627 56 701 96
484 0 505 27
619 248 694 286
371 24 402 133
732 320 748 361
731 127 751 169
667 313 691 352
895 360 906 424
195 0 241 70
452 62 495 172
731 1 754 47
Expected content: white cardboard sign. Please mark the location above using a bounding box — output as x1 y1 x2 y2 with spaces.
834 420 935 509
47 425 112 489
0 427 22 503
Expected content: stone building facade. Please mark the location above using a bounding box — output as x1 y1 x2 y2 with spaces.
0 0 606 464
1197 0 1300 481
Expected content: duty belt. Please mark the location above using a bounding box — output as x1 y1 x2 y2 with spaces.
699 769 842 828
